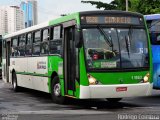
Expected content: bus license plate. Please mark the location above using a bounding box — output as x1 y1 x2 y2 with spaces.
116 87 127 92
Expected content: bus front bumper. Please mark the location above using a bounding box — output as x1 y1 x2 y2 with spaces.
79 82 153 99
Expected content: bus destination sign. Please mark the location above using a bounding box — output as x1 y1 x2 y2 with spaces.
105 17 131 24
82 16 143 25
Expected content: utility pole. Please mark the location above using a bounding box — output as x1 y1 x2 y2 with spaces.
126 0 128 11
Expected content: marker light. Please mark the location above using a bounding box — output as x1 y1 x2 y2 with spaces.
143 73 150 83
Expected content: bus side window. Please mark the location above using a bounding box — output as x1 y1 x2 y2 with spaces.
41 28 49 55
50 26 62 55
33 30 41 56
18 34 26 57
11 37 18 57
25 33 32 56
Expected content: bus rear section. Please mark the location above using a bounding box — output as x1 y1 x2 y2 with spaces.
145 14 160 89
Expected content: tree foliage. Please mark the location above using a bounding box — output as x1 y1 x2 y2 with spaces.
81 0 160 14
81 0 130 10
138 0 160 14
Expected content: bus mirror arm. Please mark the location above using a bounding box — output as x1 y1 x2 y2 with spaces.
75 29 82 48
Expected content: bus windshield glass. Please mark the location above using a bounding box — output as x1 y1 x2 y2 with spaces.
82 27 149 70
147 20 160 45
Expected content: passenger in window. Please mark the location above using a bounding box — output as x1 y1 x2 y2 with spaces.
15 49 20 56
17 50 20 56
11 48 15 56
26 47 32 56
41 43 49 54
11 47 19 56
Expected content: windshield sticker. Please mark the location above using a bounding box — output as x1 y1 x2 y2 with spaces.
93 62 101 68
101 62 116 68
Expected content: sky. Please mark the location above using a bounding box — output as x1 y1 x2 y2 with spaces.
0 0 112 23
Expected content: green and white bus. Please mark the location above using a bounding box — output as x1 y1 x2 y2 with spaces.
2 10 152 104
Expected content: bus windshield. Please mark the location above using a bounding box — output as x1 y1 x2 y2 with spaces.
147 20 160 45
82 27 149 70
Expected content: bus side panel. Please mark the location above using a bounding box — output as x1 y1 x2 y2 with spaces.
10 58 27 73
10 57 49 93
79 47 88 86
2 59 7 82
152 45 160 89
153 64 158 88
10 57 29 87
17 74 32 89
27 57 49 92
79 47 90 98
48 56 63 93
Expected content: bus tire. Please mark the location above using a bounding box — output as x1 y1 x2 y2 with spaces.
51 76 66 104
106 98 122 103
12 72 20 92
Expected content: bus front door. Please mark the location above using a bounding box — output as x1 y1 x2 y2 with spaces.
64 25 76 96
6 41 10 82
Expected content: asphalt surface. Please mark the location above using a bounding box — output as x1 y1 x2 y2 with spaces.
0 80 160 120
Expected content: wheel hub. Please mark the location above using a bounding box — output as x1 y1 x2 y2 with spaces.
13 79 16 89
54 83 61 97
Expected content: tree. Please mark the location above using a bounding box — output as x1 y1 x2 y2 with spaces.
138 0 160 14
81 0 160 14
81 0 130 10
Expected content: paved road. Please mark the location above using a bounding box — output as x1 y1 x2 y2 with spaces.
0 80 160 120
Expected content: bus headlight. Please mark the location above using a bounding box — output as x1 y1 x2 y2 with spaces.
88 74 98 85
143 73 150 83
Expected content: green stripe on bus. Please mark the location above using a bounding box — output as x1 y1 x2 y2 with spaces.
16 72 49 77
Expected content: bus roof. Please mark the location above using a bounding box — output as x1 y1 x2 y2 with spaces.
145 14 160 20
3 10 143 40
3 21 49 39
79 10 143 17
3 12 79 40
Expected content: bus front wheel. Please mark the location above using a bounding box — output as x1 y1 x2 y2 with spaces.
51 76 66 104
106 98 122 103
12 72 20 92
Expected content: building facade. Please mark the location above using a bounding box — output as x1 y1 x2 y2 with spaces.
20 0 38 28
8 6 25 33
0 6 24 35
0 7 8 35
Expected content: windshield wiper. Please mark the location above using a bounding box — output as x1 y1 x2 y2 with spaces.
125 36 130 58
125 26 132 58
128 25 132 41
97 25 113 47
109 35 114 52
